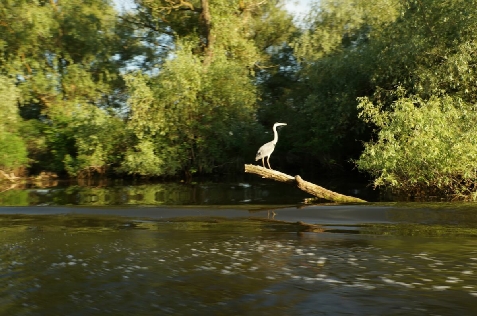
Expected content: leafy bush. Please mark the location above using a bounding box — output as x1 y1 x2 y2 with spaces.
0 132 29 171
357 95 477 199
0 76 29 173
64 104 127 177
123 44 258 176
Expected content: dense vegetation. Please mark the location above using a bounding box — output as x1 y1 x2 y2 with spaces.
1 0 477 198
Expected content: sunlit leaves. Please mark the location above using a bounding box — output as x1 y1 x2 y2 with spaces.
64 104 127 177
0 76 29 171
120 0 293 176
368 0 477 104
0 76 21 131
292 0 400 63
0 0 133 175
123 42 258 175
357 96 477 198
275 0 403 168
354 0 477 197
121 139 166 176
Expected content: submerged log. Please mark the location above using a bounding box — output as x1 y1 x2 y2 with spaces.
244 164 367 203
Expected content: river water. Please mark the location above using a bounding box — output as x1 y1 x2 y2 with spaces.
1 179 477 315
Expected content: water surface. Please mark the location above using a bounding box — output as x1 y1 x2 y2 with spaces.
0 177 376 206
1 209 477 315
1 180 477 315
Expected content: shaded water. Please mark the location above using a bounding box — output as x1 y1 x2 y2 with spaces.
0 177 376 206
1 180 477 315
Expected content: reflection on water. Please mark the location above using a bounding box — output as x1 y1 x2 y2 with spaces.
0 180 315 206
0 176 379 206
1 215 476 315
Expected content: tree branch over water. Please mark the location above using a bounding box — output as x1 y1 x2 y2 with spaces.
244 164 367 203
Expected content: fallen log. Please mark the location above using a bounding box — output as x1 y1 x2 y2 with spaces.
244 164 367 203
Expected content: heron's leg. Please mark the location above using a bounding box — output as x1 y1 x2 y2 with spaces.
267 156 272 169
261 158 265 168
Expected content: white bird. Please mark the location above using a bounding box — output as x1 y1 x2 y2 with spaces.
255 123 287 169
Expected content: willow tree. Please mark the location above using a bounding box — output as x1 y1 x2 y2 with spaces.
362 0 477 106
356 0 477 198
122 0 296 176
0 0 132 176
0 76 28 175
269 0 402 171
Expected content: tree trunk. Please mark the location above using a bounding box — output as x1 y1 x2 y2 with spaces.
244 164 367 203
200 0 214 66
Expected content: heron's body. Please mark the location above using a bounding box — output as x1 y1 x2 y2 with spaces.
255 122 287 169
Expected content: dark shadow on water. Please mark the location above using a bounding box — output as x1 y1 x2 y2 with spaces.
0 174 379 207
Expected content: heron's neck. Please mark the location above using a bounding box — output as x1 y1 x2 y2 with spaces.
272 126 279 144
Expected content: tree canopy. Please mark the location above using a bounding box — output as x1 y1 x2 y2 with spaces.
2 0 477 198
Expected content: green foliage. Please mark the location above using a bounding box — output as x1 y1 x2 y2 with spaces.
357 95 477 198
266 0 402 168
122 50 197 176
0 76 29 171
366 0 477 105
121 0 293 176
31 104 126 177
0 132 29 171
123 44 258 175
0 0 140 177
354 0 477 197
292 0 400 63
3 0 476 192
0 189 29 206
292 50 372 162
18 119 48 174
0 0 122 112
121 139 168 176
0 76 22 132
64 104 127 177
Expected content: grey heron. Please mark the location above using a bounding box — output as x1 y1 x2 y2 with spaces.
255 122 287 169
